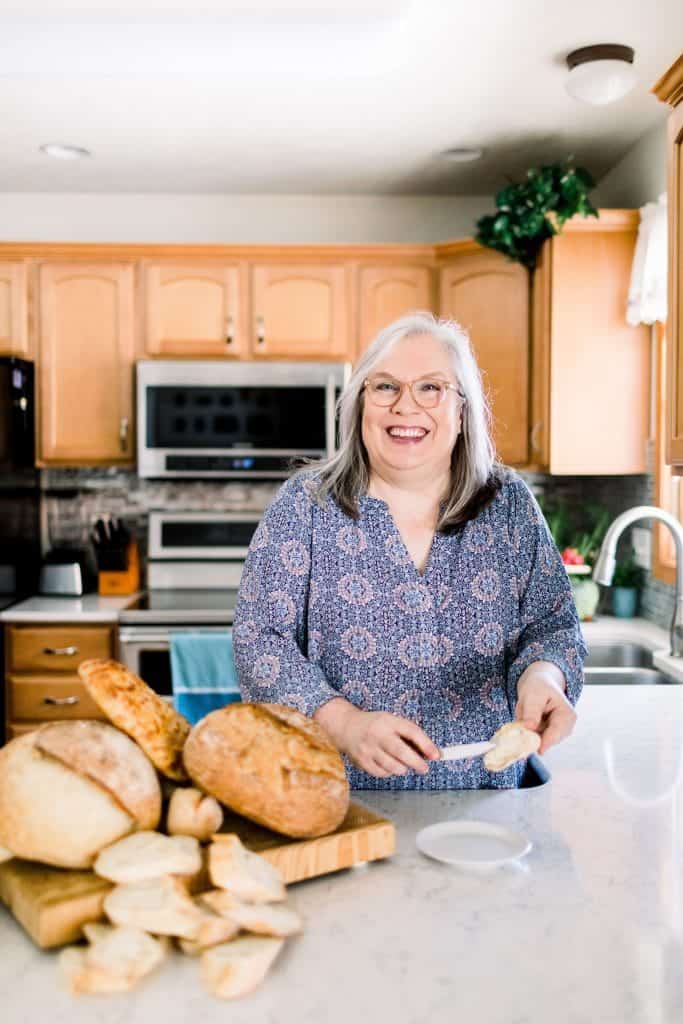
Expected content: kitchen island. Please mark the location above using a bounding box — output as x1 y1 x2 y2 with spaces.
2 682 683 1023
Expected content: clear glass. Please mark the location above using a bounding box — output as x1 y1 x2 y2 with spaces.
363 374 464 410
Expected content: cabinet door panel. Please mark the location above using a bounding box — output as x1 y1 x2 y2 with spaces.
0 262 28 356
144 263 245 357
251 264 350 359
440 250 529 465
667 102 683 466
358 266 433 356
38 263 135 464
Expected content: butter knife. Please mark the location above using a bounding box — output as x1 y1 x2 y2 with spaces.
439 741 495 761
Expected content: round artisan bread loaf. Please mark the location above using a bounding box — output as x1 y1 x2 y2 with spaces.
183 703 350 838
0 720 162 868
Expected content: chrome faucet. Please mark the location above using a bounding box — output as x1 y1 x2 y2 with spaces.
592 505 683 656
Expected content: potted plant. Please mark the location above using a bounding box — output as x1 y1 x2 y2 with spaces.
611 553 644 619
537 497 610 621
474 161 598 271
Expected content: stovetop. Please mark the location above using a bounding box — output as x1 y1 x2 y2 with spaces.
120 589 239 625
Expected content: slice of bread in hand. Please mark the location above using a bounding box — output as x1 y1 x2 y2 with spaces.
200 935 284 999
94 831 201 883
104 875 203 939
208 835 285 903
78 658 191 781
167 787 223 841
483 722 541 772
59 926 166 994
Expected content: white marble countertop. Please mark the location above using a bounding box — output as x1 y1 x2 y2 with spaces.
3 675 683 1023
0 593 141 623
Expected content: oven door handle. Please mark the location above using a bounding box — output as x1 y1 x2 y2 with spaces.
119 632 171 645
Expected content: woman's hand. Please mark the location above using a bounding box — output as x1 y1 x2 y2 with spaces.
515 660 577 754
314 698 440 777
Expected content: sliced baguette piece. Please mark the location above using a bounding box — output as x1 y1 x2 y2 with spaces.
208 835 285 903
104 875 203 939
198 889 240 917
483 722 541 772
78 658 191 781
94 831 201 883
82 922 115 944
167 786 223 841
59 927 166 994
200 935 284 1000
178 907 241 955
225 901 303 938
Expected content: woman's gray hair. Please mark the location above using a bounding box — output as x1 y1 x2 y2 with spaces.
299 312 501 530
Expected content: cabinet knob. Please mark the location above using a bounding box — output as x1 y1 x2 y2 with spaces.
225 315 234 348
43 695 80 706
255 316 265 347
119 417 129 453
42 645 79 656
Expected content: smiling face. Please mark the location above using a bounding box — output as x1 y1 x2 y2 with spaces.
361 333 464 484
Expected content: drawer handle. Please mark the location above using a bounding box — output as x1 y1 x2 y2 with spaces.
255 315 265 347
42 645 79 656
43 695 80 706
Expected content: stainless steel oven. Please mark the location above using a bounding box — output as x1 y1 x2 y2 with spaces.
137 359 348 479
118 509 254 697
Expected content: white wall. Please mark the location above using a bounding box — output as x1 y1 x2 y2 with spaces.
592 119 668 208
0 193 492 245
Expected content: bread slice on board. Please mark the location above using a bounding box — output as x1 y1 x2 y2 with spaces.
167 787 223 841
178 908 241 955
183 702 349 838
103 875 203 939
78 658 191 781
94 831 201 884
59 926 166 994
200 935 285 999
208 835 286 903
223 901 303 938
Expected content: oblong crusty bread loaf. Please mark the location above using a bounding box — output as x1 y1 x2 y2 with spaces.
0 723 163 868
183 703 350 839
78 658 191 781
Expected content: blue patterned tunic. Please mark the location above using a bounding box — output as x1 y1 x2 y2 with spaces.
233 469 586 790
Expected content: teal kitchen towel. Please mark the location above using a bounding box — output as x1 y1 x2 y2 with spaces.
169 631 240 725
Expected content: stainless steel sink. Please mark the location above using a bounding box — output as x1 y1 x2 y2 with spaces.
584 643 654 668
584 642 681 684
584 667 676 685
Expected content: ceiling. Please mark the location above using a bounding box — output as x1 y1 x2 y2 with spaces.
0 0 680 195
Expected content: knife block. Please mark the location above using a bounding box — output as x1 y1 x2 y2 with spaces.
98 539 140 596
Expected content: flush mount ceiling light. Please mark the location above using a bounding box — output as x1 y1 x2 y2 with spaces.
39 143 92 160
440 147 484 163
565 44 636 106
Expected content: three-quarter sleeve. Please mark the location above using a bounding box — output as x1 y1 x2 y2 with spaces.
233 474 340 717
504 476 587 706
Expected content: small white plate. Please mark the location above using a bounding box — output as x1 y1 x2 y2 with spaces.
416 820 532 871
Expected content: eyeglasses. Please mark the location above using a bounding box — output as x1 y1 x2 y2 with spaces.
362 374 466 410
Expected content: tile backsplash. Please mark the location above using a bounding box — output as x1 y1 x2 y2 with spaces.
41 464 674 630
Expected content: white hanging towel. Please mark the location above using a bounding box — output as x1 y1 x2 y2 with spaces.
626 192 668 326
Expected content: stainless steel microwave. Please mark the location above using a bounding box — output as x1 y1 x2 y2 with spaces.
136 360 349 479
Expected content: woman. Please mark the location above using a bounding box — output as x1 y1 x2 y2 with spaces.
233 313 586 789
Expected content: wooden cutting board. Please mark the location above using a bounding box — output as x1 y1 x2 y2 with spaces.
0 801 395 949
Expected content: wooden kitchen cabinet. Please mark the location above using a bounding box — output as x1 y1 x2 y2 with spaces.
0 261 29 356
250 263 351 359
37 262 136 465
143 261 248 358
4 623 115 740
437 242 530 466
531 210 649 474
653 56 683 467
357 265 434 355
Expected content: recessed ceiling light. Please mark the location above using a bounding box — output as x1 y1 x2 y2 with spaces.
39 143 92 161
440 147 484 163
565 44 637 106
